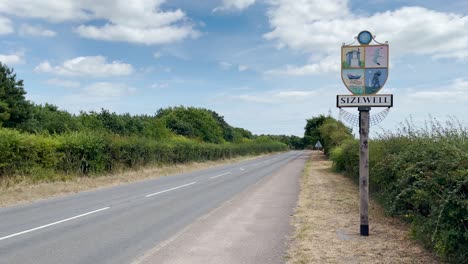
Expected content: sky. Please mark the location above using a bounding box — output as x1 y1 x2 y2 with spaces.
1 0 468 136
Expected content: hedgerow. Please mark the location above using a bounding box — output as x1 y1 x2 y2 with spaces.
322 117 468 263
0 128 287 178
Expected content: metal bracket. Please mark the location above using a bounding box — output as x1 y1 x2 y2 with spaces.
358 106 371 111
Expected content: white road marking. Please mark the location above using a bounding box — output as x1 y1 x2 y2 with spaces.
145 182 197 197
240 168 245 171
209 172 231 180
0 207 110 242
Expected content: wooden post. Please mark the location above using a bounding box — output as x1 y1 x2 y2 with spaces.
359 107 370 236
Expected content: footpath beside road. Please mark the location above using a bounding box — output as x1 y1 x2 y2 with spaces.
287 151 439 264
134 151 309 264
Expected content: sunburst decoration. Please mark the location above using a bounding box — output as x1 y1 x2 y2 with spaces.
339 108 390 127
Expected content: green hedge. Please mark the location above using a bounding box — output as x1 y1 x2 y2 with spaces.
0 129 59 175
326 122 468 263
0 128 287 177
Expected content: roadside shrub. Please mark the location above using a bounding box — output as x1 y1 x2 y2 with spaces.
327 118 468 263
318 118 353 155
330 139 358 174
0 128 287 179
0 128 59 176
56 131 109 174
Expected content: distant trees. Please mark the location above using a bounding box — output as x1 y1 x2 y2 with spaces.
156 106 225 143
0 62 301 151
303 115 328 148
0 63 32 128
18 104 80 134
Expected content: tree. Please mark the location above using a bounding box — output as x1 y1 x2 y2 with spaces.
156 106 225 143
318 118 353 154
303 115 328 148
18 103 81 134
0 63 32 127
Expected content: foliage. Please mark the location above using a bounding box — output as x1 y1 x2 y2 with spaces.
256 134 305 150
318 118 353 155
325 117 468 263
0 128 287 177
303 115 329 148
17 104 81 134
156 106 225 143
0 128 59 176
0 63 290 198
0 63 32 128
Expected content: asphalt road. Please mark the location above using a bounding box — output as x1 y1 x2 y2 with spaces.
0 151 308 264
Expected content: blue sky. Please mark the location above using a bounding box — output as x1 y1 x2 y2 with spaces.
1 0 468 136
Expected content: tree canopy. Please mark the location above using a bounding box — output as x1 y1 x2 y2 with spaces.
303 115 329 148
0 63 32 127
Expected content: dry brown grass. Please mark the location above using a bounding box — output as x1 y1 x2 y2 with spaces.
0 154 270 208
287 151 439 264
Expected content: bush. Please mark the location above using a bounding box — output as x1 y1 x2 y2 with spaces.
318 118 353 155
0 128 288 179
330 139 358 173
327 118 468 263
0 129 59 176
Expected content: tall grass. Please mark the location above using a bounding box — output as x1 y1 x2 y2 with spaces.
327 117 467 263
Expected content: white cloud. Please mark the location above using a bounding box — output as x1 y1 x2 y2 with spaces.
0 0 198 45
238 65 249 72
219 61 233 70
153 52 162 59
19 24 56 37
75 23 198 45
151 82 169 89
0 16 13 34
46 78 80 88
0 1 90 22
35 56 133 77
214 0 256 11
229 89 318 103
266 55 339 75
275 90 318 99
264 0 468 74
409 78 468 102
83 82 136 97
220 62 250 72
233 94 275 103
0 52 24 65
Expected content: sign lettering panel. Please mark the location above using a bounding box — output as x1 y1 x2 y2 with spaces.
336 94 393 107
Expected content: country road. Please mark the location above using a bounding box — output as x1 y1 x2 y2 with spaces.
0 151 309 264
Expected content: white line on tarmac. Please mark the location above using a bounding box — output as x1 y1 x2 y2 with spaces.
145 182 197 197
209 172 231 180
240 168 245 171
0 207 110 242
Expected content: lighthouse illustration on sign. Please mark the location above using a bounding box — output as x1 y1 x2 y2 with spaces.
345 49 362 68
341 32 389 95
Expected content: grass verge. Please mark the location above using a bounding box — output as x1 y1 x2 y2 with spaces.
287 151 440 264
0 153 274 208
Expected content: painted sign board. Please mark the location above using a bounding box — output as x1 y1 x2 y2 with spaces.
341 34 389 95
336 94 393 108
